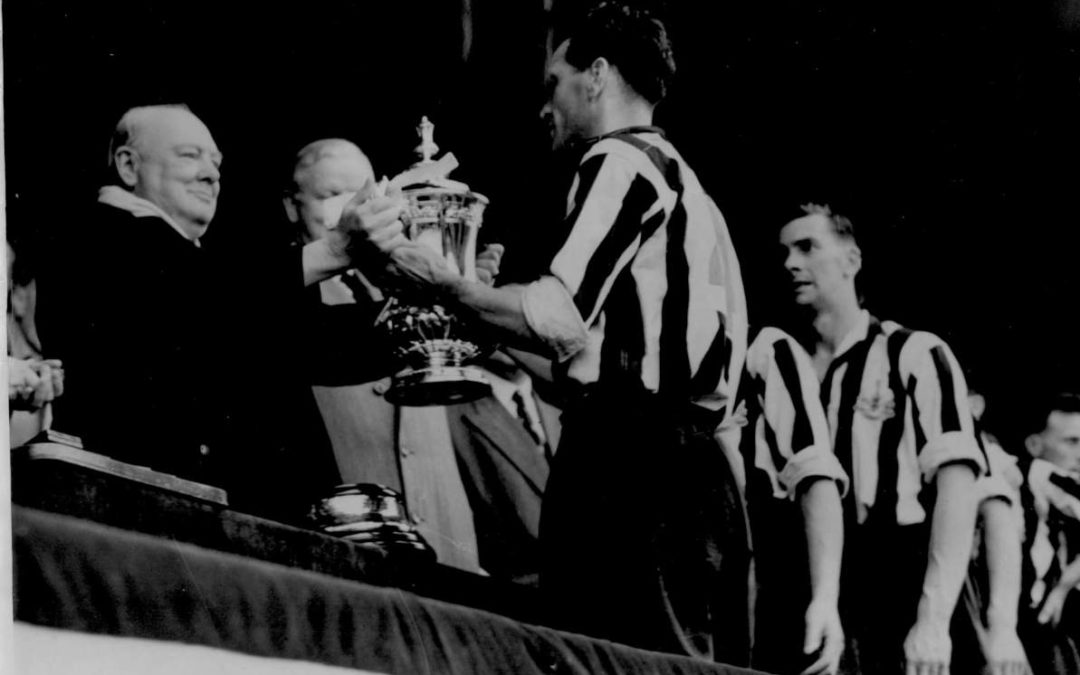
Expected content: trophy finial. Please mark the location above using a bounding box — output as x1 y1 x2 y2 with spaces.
415 116 439 164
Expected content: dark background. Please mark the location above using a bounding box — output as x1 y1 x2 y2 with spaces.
5 0 1079 448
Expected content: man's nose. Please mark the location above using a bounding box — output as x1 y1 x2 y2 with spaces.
539 101 552 122
199 159 220 183
783 249 801 272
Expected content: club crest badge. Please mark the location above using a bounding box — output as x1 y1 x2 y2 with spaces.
855 378 896 420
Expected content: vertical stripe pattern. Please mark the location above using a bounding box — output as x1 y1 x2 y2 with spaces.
817 314 983 526
930 346 961 433
772 338 815 454
548 127 746 411
871 328 913 525
820 322 881 499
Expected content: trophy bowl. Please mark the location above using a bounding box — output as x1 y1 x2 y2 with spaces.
377 117 493 407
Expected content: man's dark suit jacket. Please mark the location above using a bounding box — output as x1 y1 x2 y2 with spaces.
446 392 558 584
39 201 339 521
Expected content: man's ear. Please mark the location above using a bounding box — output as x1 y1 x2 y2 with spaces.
845 243 862 277
282 195 299 224
1025 433 1043 459
114 146 140 188
586 56 611 100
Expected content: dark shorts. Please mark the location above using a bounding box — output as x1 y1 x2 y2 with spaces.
538 387 751 664
838 522 928 675
746 487 812 674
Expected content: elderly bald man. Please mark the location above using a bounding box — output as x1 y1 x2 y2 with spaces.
39 105 404 521
285 138 374 246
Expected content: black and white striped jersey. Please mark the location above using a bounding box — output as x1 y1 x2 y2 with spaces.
537 126 747 414
816 310 986 526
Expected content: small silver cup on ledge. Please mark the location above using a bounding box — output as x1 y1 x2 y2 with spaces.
376 117 492 406
308 483 436 561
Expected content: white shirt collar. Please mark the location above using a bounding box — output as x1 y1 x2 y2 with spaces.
98 185 201 247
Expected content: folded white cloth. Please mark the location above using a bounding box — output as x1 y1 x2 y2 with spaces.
98 185 200 247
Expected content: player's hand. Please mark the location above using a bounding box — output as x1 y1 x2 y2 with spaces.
903 617 952 675
1038 586 1068 627
801 599 844 675
984 626 1031 675
379 241 457 295
476 243 504 286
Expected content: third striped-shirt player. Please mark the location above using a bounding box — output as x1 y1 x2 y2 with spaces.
778 203 987 675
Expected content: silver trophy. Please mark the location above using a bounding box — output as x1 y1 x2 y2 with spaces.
376 117 492 406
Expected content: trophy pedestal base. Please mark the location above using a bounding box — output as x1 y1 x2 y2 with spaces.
385 365 491 407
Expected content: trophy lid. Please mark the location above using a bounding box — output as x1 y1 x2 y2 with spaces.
391 116 488 203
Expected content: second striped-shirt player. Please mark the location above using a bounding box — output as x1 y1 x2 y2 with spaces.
342 2 753 664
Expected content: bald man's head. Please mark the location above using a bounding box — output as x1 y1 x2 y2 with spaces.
110 105 222 240
285 138 374 244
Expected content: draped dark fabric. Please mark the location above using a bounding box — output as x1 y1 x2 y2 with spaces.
13 507 770 675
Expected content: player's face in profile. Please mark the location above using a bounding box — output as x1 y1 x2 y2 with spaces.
541 40 593 151
780 213 856 309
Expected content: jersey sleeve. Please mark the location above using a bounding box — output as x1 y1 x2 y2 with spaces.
902 332 986 481
548 146 662 329
746 327 849 500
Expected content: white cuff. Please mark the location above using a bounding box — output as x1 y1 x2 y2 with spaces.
521 276 589 362
974 472 1015 506
918 430 986 482
779 444 851 500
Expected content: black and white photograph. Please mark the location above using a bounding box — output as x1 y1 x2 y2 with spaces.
4 1 1080 673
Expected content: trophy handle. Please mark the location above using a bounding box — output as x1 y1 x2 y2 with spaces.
462 220 479 282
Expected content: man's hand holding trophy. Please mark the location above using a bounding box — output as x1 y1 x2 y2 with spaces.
338 116 499 406
332 179 406 264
